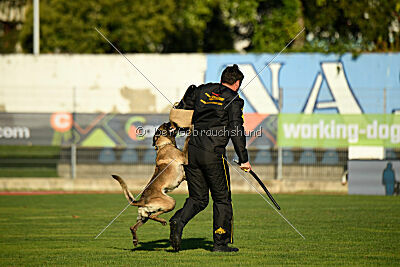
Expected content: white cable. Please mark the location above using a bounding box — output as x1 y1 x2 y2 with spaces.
225 158 305 239
94 159 176 239
224 27 305 109
94 27 174 106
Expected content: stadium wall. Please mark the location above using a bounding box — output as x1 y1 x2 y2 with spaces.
1 53 399 114
1 53 399 192
0 54 206 113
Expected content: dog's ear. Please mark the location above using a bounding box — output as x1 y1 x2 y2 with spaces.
152 133 157 147
169 121 177 136
170 121 177 129
152 128 161 146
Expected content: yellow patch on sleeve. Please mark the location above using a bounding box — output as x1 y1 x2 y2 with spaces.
215 227 226 234
200 99 223 105
204 92 224 102
209 95 224 101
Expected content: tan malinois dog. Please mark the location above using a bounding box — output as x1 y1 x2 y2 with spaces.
112 122 189 246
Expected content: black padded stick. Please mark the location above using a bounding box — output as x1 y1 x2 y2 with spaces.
234 160 281 210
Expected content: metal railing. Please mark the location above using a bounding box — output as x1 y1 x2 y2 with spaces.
1 145 398 180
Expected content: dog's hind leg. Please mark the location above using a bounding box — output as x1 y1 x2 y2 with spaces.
130 217 148 247
149 211 168 226
148 197 176 226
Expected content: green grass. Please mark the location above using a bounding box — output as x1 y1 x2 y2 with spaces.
0 146 60 177
0 146 61 158
0 168 58 177
0 194 399 266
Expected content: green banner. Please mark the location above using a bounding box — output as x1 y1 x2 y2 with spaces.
278 114 400 148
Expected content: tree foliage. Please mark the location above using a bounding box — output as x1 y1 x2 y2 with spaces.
20 0 176 53
10 0 400 53
0 0 26 53
302 0 400 53
221 0 304 52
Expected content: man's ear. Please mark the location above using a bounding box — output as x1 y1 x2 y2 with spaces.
234 80 241 91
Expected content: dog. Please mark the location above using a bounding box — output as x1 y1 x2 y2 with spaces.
112 121 189 246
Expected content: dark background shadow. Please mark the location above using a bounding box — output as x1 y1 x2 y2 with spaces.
110 238 213 252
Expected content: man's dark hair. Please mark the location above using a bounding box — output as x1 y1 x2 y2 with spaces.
221 64 244 86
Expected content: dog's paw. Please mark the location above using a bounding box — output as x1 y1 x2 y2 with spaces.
162 221 167 226
133 239 138 246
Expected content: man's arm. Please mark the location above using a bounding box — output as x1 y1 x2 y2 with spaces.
227 97 249 166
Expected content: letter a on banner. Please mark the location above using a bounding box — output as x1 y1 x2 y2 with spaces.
303 62 362 114
237 64 280 114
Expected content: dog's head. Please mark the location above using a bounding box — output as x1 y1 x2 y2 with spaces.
152 121 178 147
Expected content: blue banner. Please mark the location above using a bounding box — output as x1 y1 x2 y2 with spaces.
206 53 400 114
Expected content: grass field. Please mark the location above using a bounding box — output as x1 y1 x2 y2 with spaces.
0 146 60 177
0 193 399 266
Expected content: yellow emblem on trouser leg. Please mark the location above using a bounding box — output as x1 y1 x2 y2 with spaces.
215 227 226 234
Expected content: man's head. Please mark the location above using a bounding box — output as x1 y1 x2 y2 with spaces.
221 64 244 92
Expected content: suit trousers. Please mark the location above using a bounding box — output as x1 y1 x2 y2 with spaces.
170 144 233 245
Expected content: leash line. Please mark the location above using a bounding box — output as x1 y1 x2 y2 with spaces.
133 159 176 200
94 201 132 240
94 159 176 239
94 27 174 107
224 27 305 110
225 158 305 239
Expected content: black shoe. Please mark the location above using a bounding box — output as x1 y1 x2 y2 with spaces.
212 245 239 252
169 220 182 252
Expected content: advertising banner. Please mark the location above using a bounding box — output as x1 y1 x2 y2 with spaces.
206 53 400 115
0 112 169 147
278 114 400 148
2 53 399 115
0 112 277 148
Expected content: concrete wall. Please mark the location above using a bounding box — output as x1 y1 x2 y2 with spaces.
0 177 347 194
2 53 399 115
0 54 206 113
0 162 346 193
57 163 345 181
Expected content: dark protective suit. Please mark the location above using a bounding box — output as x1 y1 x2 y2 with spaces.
171 83 248 246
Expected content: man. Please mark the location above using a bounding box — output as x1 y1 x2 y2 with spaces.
170 64 251 252
382 162 396 196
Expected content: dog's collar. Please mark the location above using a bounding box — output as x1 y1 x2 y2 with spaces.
155 141 174 151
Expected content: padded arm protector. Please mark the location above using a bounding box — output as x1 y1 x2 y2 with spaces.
176 84 197 110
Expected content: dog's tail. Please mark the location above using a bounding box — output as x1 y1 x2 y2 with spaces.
112 175 141 206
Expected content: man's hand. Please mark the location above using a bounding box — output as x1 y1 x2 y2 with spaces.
240 161 252 172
